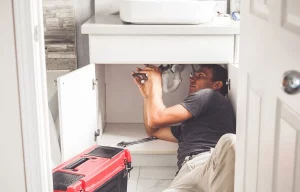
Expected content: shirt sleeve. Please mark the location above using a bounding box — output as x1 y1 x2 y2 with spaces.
180 88 215 117
171 125 181 142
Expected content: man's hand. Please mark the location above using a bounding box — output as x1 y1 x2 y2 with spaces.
132 69 148 98
139 65 163 98
141 64 162 85
132 65 162 98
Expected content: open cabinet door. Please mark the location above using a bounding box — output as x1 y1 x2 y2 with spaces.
236 1 300 192
58 64 98 161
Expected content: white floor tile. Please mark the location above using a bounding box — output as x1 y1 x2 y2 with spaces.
129 166 140 179
139 166 177 180
127 179 138 192
131 154 177 167
136 179 172 192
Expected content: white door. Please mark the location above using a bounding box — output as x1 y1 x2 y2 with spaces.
57 64 98 161
236 1 300 192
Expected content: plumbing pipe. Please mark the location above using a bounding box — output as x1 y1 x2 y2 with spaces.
162 65 184 93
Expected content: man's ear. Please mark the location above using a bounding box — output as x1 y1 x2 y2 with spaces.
212 81 223 90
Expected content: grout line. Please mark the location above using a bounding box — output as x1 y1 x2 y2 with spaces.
137 166 141 179
135 180 138 192
137 178 175 180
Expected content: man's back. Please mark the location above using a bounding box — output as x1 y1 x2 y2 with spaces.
171 88 236 169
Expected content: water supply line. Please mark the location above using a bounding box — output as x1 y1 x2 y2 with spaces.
162 64 185 93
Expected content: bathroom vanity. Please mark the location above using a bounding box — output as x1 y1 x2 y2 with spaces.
57 11 240 166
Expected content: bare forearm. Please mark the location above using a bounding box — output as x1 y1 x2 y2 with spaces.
143 98 158 136
146 84 166 127
144 98 178 142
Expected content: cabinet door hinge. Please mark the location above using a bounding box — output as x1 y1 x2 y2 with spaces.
226 79 231 90
54 80 58 87
92 79 98 90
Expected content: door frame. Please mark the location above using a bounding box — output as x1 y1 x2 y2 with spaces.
13 0 53 191
13 0 244 191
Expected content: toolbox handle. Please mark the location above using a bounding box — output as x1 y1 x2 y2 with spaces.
64 158 89 170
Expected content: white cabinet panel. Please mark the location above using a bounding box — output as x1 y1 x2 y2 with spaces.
57 64 98 161
89 35 235 64
228 64 239 114
250 0 269 20
244 88 261 192
234 35 240 64
276 119 297 192
274 102 300 192
282 0 300 35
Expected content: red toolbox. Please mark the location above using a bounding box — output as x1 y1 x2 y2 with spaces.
52 145 132 192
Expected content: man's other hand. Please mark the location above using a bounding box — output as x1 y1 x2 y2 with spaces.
142 64 162 85
139 65 163 98
132 69 148 98
132 65 162 98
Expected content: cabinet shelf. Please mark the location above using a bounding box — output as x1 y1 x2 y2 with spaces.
99 123 178 155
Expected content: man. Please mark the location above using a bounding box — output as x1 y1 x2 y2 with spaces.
132 64 236 192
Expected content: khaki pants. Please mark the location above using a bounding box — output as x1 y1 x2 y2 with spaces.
163 134 236 192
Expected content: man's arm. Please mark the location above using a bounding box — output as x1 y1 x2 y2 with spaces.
143 83 192 143
146 83 193 128
143 98 178 143
135 65 192 142
143 98 158 136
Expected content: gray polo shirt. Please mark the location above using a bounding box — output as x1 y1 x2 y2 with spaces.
171 88 236 170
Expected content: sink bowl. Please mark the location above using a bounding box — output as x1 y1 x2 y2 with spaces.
120 0 217 24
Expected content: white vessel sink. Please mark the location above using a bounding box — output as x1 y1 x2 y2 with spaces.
120 0 217 24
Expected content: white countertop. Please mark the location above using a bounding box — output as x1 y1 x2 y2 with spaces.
82 14 240 35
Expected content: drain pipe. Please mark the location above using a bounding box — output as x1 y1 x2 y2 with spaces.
162 65 185 93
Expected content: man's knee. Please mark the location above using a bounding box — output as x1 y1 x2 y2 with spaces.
209 134 236 190
219 133 236 147
214 133 236 156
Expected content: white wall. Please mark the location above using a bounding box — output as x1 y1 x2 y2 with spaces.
0 0 27 191
105 65 206 123
74 0 95 68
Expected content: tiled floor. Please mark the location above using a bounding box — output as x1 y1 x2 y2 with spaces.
127 166 178 192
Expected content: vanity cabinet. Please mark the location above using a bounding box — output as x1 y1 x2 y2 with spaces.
57 15 240 166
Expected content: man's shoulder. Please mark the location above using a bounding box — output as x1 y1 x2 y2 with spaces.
183 89 217 107
193 88 216 97
192 89 230 106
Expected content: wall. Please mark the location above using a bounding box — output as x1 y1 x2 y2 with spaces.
105 65 217 122
43 0 77 70
74 0 95 68
0 0 27 191
43 0 94 69
230 0 241 13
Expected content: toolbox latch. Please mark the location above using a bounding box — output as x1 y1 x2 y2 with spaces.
125 160 133 178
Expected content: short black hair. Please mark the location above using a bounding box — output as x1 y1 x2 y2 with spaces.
200 64 228 96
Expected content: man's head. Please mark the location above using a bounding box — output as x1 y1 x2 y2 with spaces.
189 64 228 96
